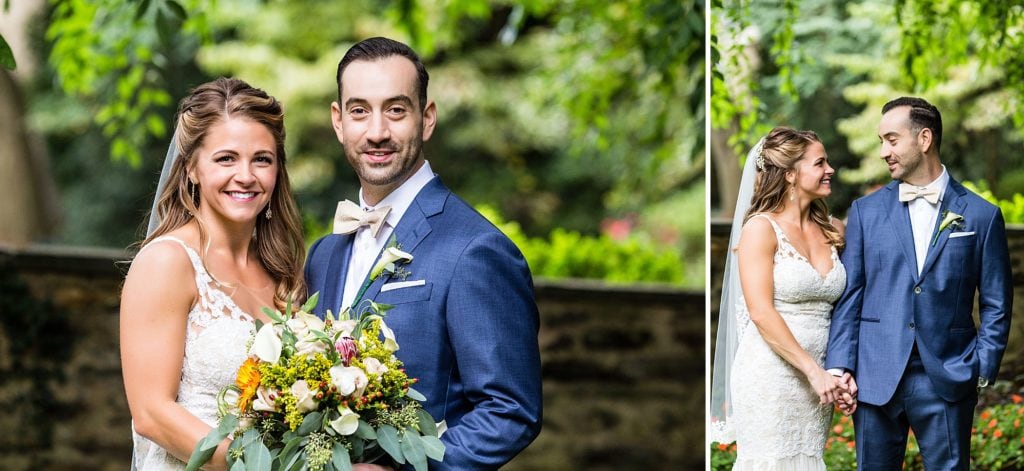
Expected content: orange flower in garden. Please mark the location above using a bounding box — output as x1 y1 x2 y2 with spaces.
989 419 999 429
846 441 855 450
1015 419 1020 428
1013 394 1023 404
235 357 262 412
834 425 844 434
981 410 992 420
718 443 728 451
995 429 1004 438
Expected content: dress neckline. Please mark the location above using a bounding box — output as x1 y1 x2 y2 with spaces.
754 214 838 280
146 235 257 323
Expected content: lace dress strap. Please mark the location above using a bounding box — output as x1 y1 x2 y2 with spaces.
140 236 254 340
749 214 809 263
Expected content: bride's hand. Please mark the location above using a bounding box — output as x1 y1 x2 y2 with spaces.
807 368 841 404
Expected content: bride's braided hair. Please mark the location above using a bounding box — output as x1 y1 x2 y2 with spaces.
744 126 844 249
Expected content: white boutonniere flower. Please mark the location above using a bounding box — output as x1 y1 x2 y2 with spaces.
350 235 413 309
369 246 414 281
932 210 965 246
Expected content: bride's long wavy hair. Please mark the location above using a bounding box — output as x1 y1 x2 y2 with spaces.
142 77 306 307
744 126 844 249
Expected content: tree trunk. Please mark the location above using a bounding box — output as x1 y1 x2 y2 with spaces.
0 70 59 247
711 124 741 218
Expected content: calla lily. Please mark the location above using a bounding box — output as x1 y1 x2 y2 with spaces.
329 406 359 435
250 323 282 364
369 247 413 280
380 321 399 352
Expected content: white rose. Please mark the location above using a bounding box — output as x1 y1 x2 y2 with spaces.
329 406 359 436
363 357 388 376
250 323 282 364
330 365 368 397
290 380 319 413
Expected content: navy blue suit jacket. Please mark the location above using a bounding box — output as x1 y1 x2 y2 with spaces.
305 177 542 469
826 178 1012 405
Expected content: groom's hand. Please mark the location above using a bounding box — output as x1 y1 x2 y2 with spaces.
836 372 858 415
352 465 395 471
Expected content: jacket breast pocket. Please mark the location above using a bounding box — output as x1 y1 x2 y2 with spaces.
376 282 433 305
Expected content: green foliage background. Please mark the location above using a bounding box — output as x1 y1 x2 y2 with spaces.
22 0 704 287
711 0 1024 218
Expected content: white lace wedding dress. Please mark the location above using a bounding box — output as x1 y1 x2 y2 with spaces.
131 236 257 470
730 215 846 470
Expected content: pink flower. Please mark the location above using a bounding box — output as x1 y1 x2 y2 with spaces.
335 336 358 366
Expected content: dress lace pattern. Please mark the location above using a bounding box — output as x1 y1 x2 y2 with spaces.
131 236 256 470
730 215 846 470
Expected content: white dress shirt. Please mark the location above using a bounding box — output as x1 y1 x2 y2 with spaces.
341 161 436 309
906 166 949 276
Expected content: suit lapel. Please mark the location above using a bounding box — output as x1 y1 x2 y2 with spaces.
920 179 967 278
323 234 354 315
884 182 921 283
356 178 446 305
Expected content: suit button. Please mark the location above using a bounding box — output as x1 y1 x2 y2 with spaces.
914 286 922 294
909 322 915 329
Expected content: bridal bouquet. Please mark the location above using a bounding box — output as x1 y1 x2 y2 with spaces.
186 294 444 471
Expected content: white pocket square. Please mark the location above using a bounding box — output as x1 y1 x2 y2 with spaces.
381 279 426 292
949 231 975 238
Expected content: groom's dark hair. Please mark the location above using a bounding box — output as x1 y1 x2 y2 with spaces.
883 96 943 155
336 37 430 111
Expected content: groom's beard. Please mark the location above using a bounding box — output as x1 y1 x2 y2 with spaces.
346 134 425 189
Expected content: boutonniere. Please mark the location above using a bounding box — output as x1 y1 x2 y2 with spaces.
350 235 413 309
931 210 965 246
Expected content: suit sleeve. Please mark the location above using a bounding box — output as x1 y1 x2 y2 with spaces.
304 236 327 317
977 207 1012 381
826 200 865 373
435 230 543 469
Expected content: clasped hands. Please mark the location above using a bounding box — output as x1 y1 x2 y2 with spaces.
808 369 858 415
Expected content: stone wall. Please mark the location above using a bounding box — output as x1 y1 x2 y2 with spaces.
710 220 1024 378
0 244 703 470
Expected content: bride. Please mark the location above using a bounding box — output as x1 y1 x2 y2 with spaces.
120 77 306 470
710 127 856 469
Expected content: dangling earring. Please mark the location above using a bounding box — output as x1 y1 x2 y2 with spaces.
188 179 197 215
789 185 796 201
265 207 273 220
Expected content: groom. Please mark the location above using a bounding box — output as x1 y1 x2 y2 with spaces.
305 37 543 469
826 97 1012 469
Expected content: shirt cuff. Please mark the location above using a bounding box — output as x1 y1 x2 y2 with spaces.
827 368 846 377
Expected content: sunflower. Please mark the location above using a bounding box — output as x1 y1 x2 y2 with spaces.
235 357 262 412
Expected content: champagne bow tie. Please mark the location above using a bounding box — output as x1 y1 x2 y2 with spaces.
333 200 392 237
898 183 940 204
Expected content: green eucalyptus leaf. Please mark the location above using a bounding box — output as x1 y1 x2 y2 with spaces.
297 411 324 436
277 434 304 466
376 425 405 464
418 434 445 462
355 420 377 440
229 458 246 471
406 387 427 402
414 408 437 436
401 429 428 471
185 414 237 471
244 441 271 471
331 442 352 471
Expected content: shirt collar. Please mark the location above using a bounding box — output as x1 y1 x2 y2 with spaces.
358 160 436 228
904 165 949 203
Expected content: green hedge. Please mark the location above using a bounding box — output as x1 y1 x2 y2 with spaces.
710 397 1024 469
